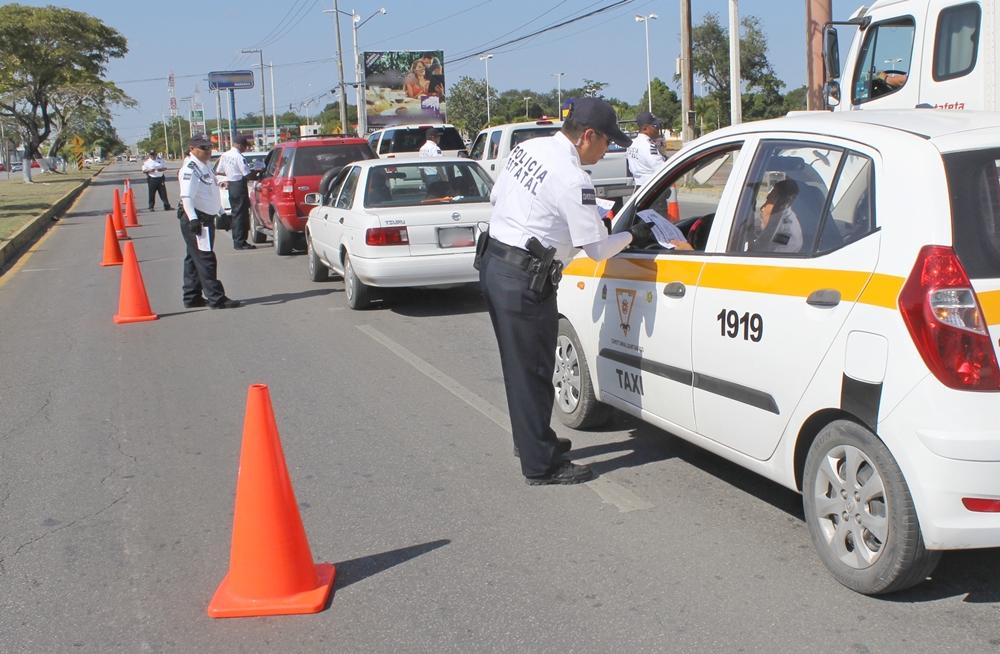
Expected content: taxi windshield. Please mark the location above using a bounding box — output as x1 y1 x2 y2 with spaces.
364 162 494 208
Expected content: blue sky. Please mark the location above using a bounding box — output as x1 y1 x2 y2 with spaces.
17 1 856 145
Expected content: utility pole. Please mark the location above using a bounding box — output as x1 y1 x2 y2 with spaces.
215 88 224 150
552 72 565 113
806 0 833 109
242 48 267 148
523 96 531 118
270 62 278 143
679 0 694 141
729 0 742 125
332 0 348 132
161 115 170 158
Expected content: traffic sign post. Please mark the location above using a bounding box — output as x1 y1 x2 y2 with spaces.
208 70 255 149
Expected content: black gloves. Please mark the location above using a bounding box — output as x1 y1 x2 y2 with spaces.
628 219 655 246
188 218 202 235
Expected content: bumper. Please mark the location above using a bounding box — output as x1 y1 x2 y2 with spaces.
351 252 478 288
880 375 1000 549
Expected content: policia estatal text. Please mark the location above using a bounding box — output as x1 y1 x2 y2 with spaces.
479 98 654 485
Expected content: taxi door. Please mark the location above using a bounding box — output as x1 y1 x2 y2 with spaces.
595 141 751 432
689 138 881 460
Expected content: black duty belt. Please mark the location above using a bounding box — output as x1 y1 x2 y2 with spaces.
487 238 533 270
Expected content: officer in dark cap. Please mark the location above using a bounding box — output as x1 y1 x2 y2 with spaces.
177 136 240 309
217 133 257 249
479 97 655 485
626 111 667 189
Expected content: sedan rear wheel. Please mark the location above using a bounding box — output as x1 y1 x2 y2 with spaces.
803 420 941 595
273 213 293 256
343 253 372 310
306 232 329 282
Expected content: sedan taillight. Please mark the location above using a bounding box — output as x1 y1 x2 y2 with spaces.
366 226 409 246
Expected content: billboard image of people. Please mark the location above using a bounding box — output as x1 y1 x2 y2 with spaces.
363 51 446 129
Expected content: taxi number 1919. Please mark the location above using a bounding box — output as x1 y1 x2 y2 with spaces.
717 309 763 342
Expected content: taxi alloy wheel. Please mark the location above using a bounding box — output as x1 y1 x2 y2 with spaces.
802 420 940 595
343 253 372 310
553 318 611 430
307 233 329 282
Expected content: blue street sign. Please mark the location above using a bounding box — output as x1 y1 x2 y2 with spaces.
208 70 255 90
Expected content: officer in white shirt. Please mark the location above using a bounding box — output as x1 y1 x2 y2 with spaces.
217 134 258 250
418 128 443 157
480 97 655 485
625 111 667 189
141 150 171 211
177 136 240 309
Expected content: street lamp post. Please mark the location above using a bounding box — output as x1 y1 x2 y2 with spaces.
180 96 193 141
323 1 349 133
480 54 494 124
323 6 386 136
635 13 658 112
523 96 531 118
241 48 267 147
552 72 565 112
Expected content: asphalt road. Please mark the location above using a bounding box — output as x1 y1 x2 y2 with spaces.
1 164 999 653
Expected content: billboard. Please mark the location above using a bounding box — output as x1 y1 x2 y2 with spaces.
363 51 445 129
208 70 254 90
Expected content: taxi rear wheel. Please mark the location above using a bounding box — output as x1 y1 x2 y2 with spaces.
343 253 372 310
802 420 941 595
553 319 611 430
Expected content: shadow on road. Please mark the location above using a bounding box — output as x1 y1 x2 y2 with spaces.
241 288 338 306
331 539 451 592
388 285 487 317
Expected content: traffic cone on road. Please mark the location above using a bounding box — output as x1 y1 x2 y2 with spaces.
112 240 157 324
99 214 123 267
667 187 680 223
207 384 335 618
124 188 141 227
112 189 128 239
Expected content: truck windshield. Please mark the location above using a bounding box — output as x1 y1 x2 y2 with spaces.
852 19 915 104
943 148 1000 278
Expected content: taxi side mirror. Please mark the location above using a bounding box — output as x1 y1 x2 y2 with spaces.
304 192 322 206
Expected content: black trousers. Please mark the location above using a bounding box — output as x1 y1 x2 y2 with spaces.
479 245 560 478
227 179 251 246
147 176 169 209
179 213 226 305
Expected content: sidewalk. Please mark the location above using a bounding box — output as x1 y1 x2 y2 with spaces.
0 168 103 273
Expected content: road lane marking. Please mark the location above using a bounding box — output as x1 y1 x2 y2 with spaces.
357 324 653 512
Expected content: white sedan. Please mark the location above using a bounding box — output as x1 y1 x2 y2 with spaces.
304 157 494 309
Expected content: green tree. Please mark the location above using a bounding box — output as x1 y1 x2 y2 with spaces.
782 85 808 113
446 76 498 137
637 78 681 131
685 12 784 128
0 4 129 181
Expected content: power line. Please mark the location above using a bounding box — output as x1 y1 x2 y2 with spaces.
365 0 494 48
255 0 320 49
246 0 311 50
112 57 338 86
449 0 572 59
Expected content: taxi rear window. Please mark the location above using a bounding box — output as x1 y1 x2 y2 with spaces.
943 148 1000 278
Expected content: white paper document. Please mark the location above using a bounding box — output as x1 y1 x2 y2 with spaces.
637 209 685 248
196 226 212 252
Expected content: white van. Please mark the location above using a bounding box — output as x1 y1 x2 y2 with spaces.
824 0 999 110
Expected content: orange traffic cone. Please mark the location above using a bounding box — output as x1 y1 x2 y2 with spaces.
667 187 680 223
124 188 141 228
113 240 157 324
208 384 335 618
112 189 128 239
99 214 123 267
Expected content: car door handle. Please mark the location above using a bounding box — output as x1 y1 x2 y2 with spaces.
663 282 686 298
806 289 841 307
338 217 344 224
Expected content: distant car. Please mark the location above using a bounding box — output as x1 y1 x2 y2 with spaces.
215 152 267 215
251 135 377 255
366 124 465 158
304 157 494 309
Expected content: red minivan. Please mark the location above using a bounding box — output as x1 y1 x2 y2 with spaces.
251 135 376 255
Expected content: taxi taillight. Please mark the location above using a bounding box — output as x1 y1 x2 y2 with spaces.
366 226 408 246
898 245 1000 391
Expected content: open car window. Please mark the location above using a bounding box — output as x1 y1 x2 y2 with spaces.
364 162 494 208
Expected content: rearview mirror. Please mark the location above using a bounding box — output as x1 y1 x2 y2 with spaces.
457 149 469 158
304 193 322 206
823 25 841 81
823 80 841 108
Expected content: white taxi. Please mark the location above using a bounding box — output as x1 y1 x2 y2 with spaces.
555 110 1000 594
304 157 494 309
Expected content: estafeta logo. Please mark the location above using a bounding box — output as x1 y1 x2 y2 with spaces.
616 288 637 336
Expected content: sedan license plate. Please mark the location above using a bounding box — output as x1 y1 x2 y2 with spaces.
438 226 475 248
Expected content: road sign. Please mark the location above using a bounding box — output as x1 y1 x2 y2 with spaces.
208 70 255 90
69 135 87 169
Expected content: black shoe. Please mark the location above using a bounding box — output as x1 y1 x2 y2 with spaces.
183 296 208 308
234 243 256 250
514 437 571 458
211 298 241 309
148 207 155 211
164 205 172 210
525 461 594 486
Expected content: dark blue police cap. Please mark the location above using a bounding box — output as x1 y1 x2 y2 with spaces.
562 97 631 148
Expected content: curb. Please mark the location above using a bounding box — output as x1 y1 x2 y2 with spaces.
0 168 104 275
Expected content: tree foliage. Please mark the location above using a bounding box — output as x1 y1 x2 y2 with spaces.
446 76 498 137
0 4 130 178
637 78 681 131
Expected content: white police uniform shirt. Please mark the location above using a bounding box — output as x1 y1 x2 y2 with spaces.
419 140 443 157
178 155 221 251
489 131 610 263
142 155 166 178
217 146 250 181
625 132 665 188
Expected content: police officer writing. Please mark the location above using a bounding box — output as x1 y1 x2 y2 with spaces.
625 111 666 189
177 137 241 309
217 134 258 250
141 150 171 211
419 128 443 157
480 97 655 485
